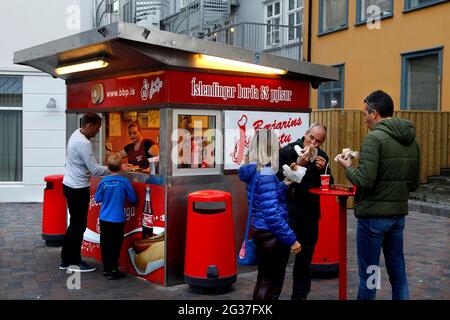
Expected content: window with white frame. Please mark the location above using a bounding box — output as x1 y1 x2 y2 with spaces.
113 0 119 14
179 0 189 9
401 48 442 110
319 0 348 34
265 1 281 46
0 76 23 181
357 0 393 23
288 0 304 41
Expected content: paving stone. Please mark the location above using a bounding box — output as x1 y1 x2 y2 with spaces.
0 203 448 300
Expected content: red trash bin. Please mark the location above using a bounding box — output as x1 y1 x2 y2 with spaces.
184 190 236 291
42 175 67 246
312 195 339 275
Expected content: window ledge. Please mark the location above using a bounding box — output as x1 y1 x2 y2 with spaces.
0 182 24 185
318 25 349 37
403 0 448 14
318 106 344 110
354 13 393 27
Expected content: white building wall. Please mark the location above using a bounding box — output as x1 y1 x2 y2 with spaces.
234 0 264 24
0 0 94 202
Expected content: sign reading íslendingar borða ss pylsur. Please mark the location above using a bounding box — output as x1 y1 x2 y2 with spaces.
67 70 310 110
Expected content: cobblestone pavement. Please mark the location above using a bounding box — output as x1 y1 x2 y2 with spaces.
0 203 448 300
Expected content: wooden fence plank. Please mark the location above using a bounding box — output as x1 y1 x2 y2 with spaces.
331 110 340 183
444 113 449 168
429 113 437 176
434 112 439 175
418 112 427 182
310 110 449 185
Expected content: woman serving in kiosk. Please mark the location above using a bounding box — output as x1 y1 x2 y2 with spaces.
108 122 160 169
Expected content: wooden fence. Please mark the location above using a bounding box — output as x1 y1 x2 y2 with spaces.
311 110 450 186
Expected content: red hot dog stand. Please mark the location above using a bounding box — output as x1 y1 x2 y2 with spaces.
14 22 338 287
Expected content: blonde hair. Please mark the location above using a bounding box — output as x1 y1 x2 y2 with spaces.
107 154 122 172
247 129 280 173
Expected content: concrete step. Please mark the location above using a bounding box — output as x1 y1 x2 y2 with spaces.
410 184 450 206
440 168 450 176
427 176 450 185
414 184 450 193
408 200 450 218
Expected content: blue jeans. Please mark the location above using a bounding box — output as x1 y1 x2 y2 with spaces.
356 216 409 300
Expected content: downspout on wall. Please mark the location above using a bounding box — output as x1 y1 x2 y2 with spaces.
307 0 312 62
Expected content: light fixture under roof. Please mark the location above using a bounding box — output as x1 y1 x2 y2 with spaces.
195 54 287 75
55 58 109 75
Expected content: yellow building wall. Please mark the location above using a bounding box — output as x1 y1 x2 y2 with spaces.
304 1 450 111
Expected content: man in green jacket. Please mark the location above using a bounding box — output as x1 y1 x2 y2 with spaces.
337 90 420 300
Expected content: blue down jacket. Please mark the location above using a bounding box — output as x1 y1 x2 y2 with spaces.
238 163 297 246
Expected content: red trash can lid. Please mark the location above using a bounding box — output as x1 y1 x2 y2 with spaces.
44 174 64 182
188 190 231 202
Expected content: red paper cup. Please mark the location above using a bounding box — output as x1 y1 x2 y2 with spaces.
320 174 330 191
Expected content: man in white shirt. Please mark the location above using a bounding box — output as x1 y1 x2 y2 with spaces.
60 113 110 272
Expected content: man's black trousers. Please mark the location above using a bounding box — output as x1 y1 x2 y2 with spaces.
61 185 90 265
290 212 320 300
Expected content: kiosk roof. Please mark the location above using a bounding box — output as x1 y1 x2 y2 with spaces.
14 22 338 83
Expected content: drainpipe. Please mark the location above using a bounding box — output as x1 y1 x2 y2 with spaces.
307 0 312 62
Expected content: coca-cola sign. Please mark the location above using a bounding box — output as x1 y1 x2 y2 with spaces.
224 111 309 170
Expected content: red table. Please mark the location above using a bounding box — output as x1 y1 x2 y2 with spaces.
309 187 355 300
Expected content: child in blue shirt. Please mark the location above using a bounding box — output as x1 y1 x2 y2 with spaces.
94 154 137 280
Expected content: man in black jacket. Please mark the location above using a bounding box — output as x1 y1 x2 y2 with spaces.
277 122 332 300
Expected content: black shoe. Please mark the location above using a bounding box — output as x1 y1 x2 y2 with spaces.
59 261 69 270
67 261 96 273
105 270 126 280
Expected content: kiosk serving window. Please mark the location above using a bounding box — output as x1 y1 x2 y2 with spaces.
172 109 222 176
105 110 160 174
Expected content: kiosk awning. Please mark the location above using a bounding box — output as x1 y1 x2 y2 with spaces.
14 22 338 84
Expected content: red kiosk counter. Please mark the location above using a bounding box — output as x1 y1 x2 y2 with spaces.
14 22 338 287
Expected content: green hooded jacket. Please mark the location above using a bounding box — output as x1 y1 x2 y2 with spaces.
346 117 420 218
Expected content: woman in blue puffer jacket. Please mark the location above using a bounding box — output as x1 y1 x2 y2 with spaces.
238 129 301 300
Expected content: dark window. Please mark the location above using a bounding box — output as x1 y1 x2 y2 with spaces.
318 65 345 109
356 0 393 23
319 0 348 34
405 0 447 11
0 76 23 181
401 48 442 110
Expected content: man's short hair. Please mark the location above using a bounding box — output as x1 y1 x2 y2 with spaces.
107 154 122 172
81 113 102 127
364 90 394 117
307 122 327 134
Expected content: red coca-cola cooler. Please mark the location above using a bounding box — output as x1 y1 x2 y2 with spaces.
184 190 236 291
42 175 67 246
